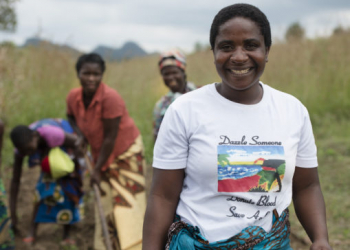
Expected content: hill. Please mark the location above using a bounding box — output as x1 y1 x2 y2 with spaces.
92 41 148 61
23 37 81 57
23 37 148 60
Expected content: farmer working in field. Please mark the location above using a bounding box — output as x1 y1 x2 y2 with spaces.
143 3 332 250
153 49 196 142
0 119 15 250
9 118 84 246
66 53 146 250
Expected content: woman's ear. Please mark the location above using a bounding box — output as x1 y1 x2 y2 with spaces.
265 46 270 63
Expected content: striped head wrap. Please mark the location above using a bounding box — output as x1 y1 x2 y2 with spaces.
159 49 186 71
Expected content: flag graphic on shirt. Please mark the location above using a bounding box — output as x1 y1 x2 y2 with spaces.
217 145 285 192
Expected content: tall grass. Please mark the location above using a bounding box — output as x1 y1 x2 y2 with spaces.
1 33 350 164
0 47 165 165
0 33 349 247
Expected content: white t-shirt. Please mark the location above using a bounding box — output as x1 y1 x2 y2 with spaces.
153 82 318 243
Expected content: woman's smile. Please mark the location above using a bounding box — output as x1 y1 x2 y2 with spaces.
229 67 253 75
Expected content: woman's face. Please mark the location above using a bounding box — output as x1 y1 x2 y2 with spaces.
161 66 186 93
78 62 103 96
213 17 269 93
19 133 39 156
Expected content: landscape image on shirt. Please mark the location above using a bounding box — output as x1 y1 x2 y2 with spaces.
217 145 286 192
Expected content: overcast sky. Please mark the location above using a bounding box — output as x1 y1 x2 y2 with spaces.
1 0 350 53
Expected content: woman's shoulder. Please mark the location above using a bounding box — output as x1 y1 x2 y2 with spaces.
100 83 122 99
265 84 303 104
66 87 82 100
166 84 214 117
68 87 81 94
264 84 308 114
172 83 213 105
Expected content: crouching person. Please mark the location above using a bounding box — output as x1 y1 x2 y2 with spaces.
9 118 84 246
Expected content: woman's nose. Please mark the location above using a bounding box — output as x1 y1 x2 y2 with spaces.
88 74 96 81
230 48 248 63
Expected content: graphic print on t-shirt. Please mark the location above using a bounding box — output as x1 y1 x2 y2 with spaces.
218 145 285 192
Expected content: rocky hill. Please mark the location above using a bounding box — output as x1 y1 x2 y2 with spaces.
23 37 148 60
92 41 148 61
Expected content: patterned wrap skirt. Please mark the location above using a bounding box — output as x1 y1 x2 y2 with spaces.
166 209 292 250
94 135 146 250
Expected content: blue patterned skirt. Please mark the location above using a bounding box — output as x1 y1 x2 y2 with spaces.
166 209 292 250
34 172 83 224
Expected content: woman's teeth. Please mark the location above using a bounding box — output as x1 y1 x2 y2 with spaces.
169 80 177 87
231 68 250 75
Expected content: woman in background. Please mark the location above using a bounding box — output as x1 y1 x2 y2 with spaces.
153 49 196 141
143 3 332 250
0 119 15 250
66 53 146 250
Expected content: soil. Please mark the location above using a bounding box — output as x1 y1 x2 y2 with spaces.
4 166 307 250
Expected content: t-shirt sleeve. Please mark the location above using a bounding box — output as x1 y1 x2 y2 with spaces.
295 106 318 168
102 90 124 119
37 126 65 148
153 104 188 169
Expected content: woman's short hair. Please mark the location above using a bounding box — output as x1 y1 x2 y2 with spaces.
10 125 34 149
75 53 106 73
210 3 271 49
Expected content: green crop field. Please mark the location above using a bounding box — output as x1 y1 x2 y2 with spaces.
0 32 349 249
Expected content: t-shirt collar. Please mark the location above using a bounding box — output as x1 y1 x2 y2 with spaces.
210 81 268 109
78 82 105 107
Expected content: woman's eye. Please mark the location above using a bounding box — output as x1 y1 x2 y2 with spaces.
246 43 258 50
221 45 233 51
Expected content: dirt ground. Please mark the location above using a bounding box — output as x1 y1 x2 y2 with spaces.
4 165 307 250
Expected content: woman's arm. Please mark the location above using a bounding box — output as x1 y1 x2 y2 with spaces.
10 153 24 235
293 167 332 250
142 168 185 250
67 115 86 142
62 132 78 148
67 114 89 156
91 117 120 184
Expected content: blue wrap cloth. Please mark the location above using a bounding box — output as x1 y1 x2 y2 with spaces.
166 209 292 250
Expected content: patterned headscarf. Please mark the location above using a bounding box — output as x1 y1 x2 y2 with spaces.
158 49 186 71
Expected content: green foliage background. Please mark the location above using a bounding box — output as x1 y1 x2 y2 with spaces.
0 0 17 32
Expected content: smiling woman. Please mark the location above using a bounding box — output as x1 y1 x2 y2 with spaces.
143 3 332 250
153 49 196 141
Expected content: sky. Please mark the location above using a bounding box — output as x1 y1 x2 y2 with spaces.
1 0 350 53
